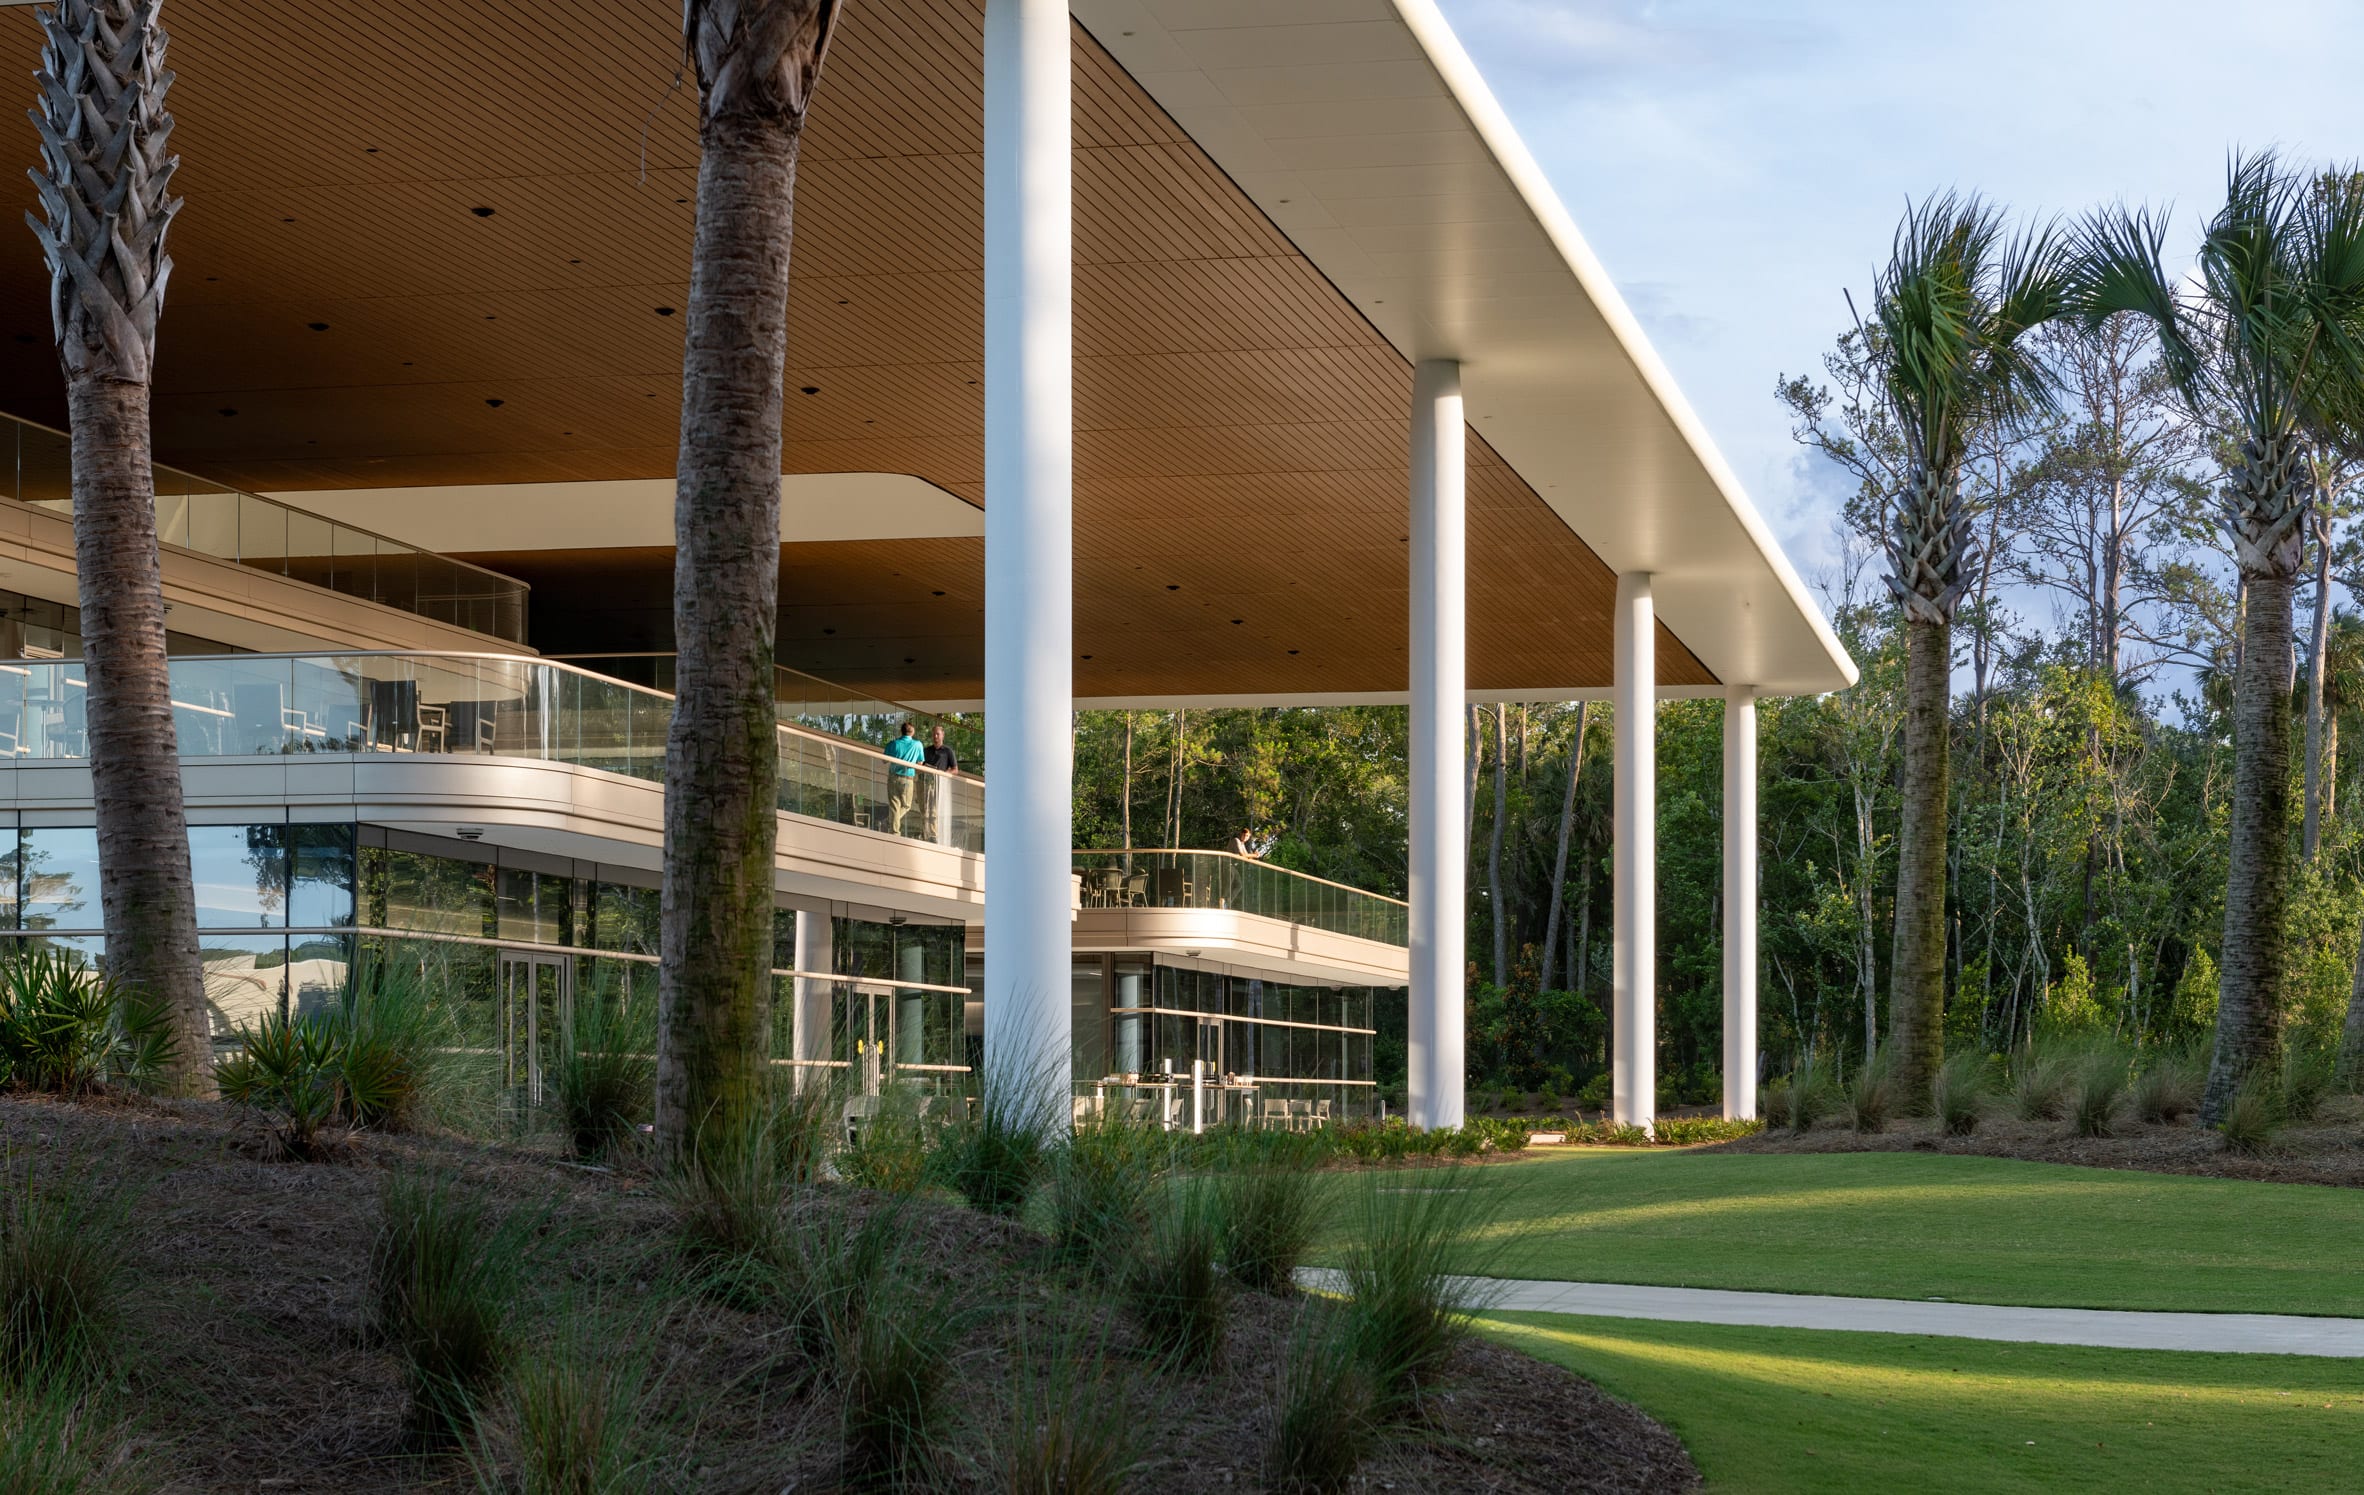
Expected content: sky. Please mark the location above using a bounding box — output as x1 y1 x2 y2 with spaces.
1434 0 2364 590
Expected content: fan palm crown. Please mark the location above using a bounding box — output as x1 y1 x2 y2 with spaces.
1873 193 2071 624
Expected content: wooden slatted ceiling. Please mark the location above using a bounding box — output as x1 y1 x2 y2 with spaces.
0 0 1713 700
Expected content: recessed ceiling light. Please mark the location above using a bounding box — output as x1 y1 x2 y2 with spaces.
1288 649 1300 655
1230 618 1243 625
822 627 836 635
485 398 505 407
1165 584 1180 591
931 590 945 597
654 306 675 316
217 407 238 417
471 206 495 218
902 657 915 664
800 386 819 395
307 322 329 332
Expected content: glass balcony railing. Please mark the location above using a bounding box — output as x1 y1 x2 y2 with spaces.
0 652 982 853
1072 849 1408 947
558 653 984 775
1 412 529 644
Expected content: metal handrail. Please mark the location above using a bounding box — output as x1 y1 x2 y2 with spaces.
1072 846 1408 907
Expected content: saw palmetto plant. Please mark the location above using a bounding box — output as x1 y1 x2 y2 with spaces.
1868 194 2071 1105
25 0 211 1094
2074 152 2364 1122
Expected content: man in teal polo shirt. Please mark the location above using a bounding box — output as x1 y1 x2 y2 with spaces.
885 720 925 835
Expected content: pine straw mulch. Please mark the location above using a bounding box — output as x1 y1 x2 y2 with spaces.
0 1093 1698 1494
1709 1096 2364 1188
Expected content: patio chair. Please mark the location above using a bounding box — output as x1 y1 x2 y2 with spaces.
1289 1098 1313 1133
1261 1097 1291 1130
1312 1099 1332 1128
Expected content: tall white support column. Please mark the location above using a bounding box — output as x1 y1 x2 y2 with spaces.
1407 358 1465 1131
1612 572 1655 1130
982 0 1072 1117
791 904 833 1092
1723 687 1758 1120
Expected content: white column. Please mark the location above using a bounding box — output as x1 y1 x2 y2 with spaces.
791 905 833 1093
1407 358 1465 1131
1723 687 1757 1120
982 0 1073 1119
1612 572 1655 1130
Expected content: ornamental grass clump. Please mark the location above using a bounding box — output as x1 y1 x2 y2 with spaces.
473 1310 661 1495
0 1365 152 1495
217 975 457 1158
2218 1072 2283 1157
2070 1047 2131 1138
2279 1046 2334 1125
0 1161 127 1386
1782 1052 1838 1135
2010 1046 2074 1122
837 1270 958 1489
2131 1051 2202 1125
935 1067 1060 1218
1123 1178 1228 1370
368 1172 539 1442
1045 1116 1158 1277
838 1086 933 1196
1263 1305 1374 1494
1846 1058 1895 1134
1337 1165 1509 1418
985 1323 1139 1495
1930 1052 1990 1136
662 1083 838 1278
547 989 654 1161
1214 1131 1322 1296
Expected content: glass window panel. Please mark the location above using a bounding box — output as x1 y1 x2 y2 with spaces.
200 932 289 1040
189 824 286 929
495 869 567 945
380 848 493 937
596 883 661 957
290 823 356 929
19 826 98 930
1071 957 1106 1078
0 824 17 929
288 933 352 1017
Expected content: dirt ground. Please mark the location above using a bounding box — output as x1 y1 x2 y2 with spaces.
0 1093 1699 1493
1715 1095 2364 1187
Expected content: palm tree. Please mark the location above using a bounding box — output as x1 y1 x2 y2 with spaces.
1868 195 2070 1105
657 0 840 1158
2074 153 2364 1121
27 0 210 1094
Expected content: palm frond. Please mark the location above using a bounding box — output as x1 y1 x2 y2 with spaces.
2067 204 2203 397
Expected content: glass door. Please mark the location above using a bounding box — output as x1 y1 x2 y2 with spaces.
499 949 572 1105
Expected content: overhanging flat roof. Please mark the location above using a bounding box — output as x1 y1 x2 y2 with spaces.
0 0 1852 703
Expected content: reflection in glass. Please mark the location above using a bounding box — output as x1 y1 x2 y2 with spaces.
290 824 356 928
200 933 289 1039
19 827 97 930
189 825 286 928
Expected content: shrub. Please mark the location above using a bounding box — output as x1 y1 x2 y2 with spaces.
1263 1306 1373 1494
985 1325 1138 1495
1338 1165 1507 1417
1931 1052 1989 1136
1649 1116 1761 1145
1575 1073 1611 1112
1846 1059 1894 1134
0 1366 152 1494
547 990 653 1161
475 1314 657 1495
2010 1047 2074 1122
368 1172 537 1441
0 945 175 1097
2070 1049 2130 1138
1123 1179 1227 1370
1760 1079 1794 1131
2130 1052 2201 1125
0 1162 127 1385
1214 1132 1321 1296
2218 1074 2282 1157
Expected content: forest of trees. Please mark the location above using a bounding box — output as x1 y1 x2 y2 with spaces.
1067 158 2364 1116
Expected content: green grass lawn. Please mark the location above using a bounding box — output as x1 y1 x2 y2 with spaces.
1317 1149 2364 1315
1488 1312 2364 1494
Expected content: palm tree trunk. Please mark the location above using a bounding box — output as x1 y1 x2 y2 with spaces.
2304 520 2331 860
69 378 210 1092
1887 615 1951 1105
30 0 210 1094
2206 567 2295 1121
658 0 837 1157
1538 701 1590 990
1488 703 1508 986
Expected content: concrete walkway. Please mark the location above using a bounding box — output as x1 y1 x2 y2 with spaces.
1295 1271 2364 1358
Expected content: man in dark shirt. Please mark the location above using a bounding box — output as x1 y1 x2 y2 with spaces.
922 726 959 840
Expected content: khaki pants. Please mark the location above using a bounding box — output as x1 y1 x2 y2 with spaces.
889 774 917 834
